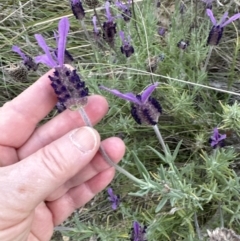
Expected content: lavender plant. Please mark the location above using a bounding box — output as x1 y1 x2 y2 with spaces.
103 1 117 47
119 30 134 58
107 187 120 210
12 46 39 71
115 0 132 22
3 0 240 240
204 9 240 71
130 221 147 241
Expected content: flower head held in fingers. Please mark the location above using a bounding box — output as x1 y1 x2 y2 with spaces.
12 46 38 71
103 1 117 46
34 17 88 112
115 0 132 22
206 9 240 45
100 83 162 125
209 128 226 149
107 188 120 210
71 0 85 20
119 31 134 57
130 221 147 241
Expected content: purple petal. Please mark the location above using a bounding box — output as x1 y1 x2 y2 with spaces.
99 85 141 104
92 16 98 33
219 11 228 26
105 1 113 22
218 134 226 142
35 34 56 67
133 221 140 236
221 13 240 27
206 9 217 25
107 187 114 198
34 54 56 68
57 17 70 66
213 127 219 140
71 0 79 4
210 141 217 147
112 203 117 210
115 0 126 10
119 30 125 42
141 83 159 104
12 45 27 60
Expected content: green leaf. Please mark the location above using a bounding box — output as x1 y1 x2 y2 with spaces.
155 197 168 212
172 140 183 161
132 151 150 179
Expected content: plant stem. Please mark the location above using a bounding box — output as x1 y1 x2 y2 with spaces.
152 125 168 155
219 202 224 228
131 0 142 44
78 107 147 186
203 46 214 72
194 212 203 240
80 19 96 60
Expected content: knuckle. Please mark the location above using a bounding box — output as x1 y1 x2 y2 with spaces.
39 143 69 180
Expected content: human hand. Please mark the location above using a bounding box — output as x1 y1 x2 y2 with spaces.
0 69 125 241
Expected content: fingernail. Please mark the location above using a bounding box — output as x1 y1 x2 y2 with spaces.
69 127 98 153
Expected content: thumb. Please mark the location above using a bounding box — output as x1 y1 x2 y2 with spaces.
0 126 100 212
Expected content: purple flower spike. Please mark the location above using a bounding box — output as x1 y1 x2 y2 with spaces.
71 0 85 20
130 221 147 241
103 1 117 46
206 9 240 45
209 128 226 149
12 46 38 71
35 17 88 112
107 188 120 210
119 30 134 58
99 83 162 125
115 0 132 22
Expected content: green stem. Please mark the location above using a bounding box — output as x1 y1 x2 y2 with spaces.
203 46 214 72
78 107 146 186
131 0 142 43
80 20 96 60
152 125 168 155
219 202 224 228
194 212 203 240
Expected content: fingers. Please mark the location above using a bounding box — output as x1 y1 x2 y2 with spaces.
0 127 100 228
46 137 125 201
0 146 18 166
18 95 109 160
47 168 115 225
0 69 57 148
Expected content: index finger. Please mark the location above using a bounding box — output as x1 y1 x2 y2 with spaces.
0 68 57 147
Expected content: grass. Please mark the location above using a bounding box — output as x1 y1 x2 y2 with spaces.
2 0 240 240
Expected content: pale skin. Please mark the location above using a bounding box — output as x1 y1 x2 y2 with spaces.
0 68 125 241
